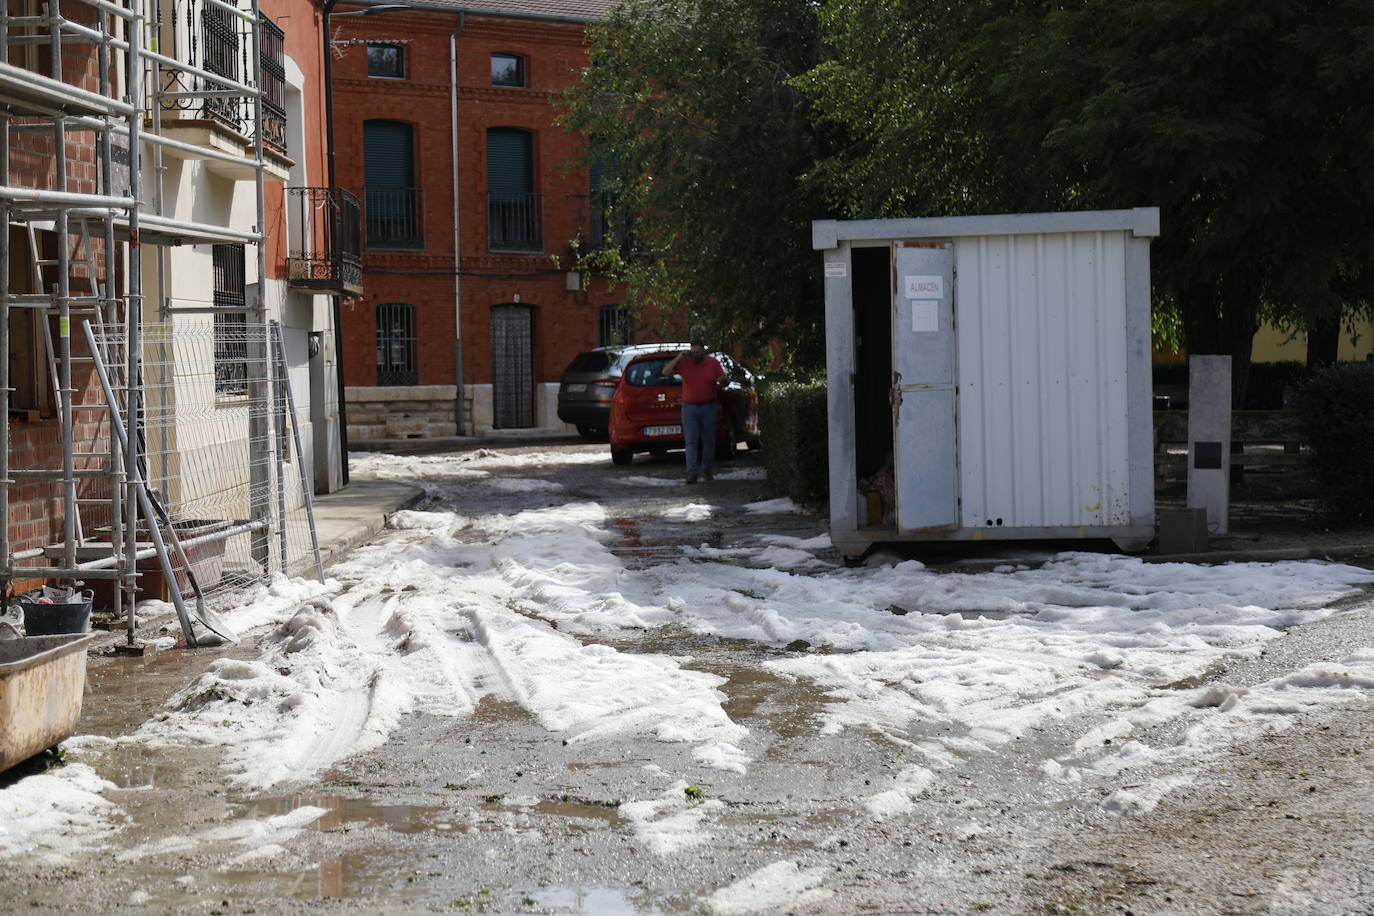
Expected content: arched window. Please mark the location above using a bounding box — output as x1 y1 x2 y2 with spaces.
376 303 417 385
490 52 525 87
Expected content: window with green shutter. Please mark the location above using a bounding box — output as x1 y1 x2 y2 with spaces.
487 128 540 251
363 120 423 248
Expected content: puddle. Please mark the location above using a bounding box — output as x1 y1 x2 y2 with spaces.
525 885 664 915
216 846 436 901
82 638 263 736
246 792 451 834
609 516 723 567
471 695 530 723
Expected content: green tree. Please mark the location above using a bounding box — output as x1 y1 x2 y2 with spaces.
801 0 1374 403
559 0 833 367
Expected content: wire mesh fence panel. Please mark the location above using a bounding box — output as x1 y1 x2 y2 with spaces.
88 321 320 608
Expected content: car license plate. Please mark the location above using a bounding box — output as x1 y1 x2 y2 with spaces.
643 425 681 437
565 383 586 393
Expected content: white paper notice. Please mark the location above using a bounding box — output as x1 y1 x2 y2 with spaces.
824 262 847 278
912 301 939 333
903 275 944 299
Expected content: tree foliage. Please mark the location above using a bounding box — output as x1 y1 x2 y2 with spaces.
800 0 1374 401
558 0 832 367
567 0 1374 388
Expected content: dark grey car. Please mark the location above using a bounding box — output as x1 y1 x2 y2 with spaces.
557 343 688 440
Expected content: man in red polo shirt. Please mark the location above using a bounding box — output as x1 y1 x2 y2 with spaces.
664 339 725 484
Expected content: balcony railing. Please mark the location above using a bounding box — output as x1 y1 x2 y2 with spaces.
589 191 643 256
488 192 542 252
364 186 425 250
163 0 288 155
287 187 364 297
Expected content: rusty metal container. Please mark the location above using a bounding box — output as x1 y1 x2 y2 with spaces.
0 633 95 772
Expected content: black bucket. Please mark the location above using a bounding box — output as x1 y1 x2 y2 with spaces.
17 590 93 637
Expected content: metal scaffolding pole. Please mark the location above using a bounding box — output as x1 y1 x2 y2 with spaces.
2 0 286 643
0 12 10 598
247 0 272 575
123 0 145 642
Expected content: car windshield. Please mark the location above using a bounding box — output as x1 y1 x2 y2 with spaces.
566 351 613 373
624 359 681 387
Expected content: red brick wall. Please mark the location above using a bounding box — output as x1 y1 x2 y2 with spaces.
6 346 116 558
9 0 106 196
260 0 332 282
5 16 121 565
332 8 626 390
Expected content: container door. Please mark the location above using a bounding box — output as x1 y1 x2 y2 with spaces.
891 243 957 532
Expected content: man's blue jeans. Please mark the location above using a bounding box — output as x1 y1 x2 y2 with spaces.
681 401 717 476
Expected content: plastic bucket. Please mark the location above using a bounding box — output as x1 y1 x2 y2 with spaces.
17 591 93 637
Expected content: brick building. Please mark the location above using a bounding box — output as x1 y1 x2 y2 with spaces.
330 0 625 438
4 0 349 606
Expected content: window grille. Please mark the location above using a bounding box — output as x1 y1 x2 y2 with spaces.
598 304 634 347
259 15 287 152
376 303 418 386
213 244 248 396
198 2 241 127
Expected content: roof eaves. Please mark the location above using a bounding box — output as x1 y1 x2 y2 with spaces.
346 0 614 23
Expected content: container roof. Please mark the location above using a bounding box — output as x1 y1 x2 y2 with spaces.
812 208 1161 249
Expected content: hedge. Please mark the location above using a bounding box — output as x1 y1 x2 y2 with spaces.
1291 363 1374 521
1152 360 1310 409
758 378 828 505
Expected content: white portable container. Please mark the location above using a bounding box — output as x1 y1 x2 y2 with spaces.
814 209 1159 559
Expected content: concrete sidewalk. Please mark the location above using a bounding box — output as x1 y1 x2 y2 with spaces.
312 477 424 569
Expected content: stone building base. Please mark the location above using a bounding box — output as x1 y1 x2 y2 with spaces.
345 384 577 442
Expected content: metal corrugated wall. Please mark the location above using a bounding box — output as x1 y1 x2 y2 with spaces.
955 231 1131 530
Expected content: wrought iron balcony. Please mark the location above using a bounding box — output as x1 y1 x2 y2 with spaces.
287 187 364 297
364 186 425 250
488 192 543 252
591 190 640 252
162 0 288 155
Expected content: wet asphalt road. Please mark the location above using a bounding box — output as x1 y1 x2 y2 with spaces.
4 442 1373 915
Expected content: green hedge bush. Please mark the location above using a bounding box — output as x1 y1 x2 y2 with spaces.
758 378 828 505
1152 360 1310 409
1246 361 1309 410
1292 363 1374 521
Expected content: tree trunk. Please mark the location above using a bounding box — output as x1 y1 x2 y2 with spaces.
1306 312 1341 368
1179 273 1259 409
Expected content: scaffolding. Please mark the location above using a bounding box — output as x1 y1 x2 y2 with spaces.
1 0 321 647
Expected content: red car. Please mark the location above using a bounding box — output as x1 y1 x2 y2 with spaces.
608 350 762 466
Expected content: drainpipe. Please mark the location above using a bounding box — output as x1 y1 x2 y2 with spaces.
449 15 465 435
322 0 350 484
